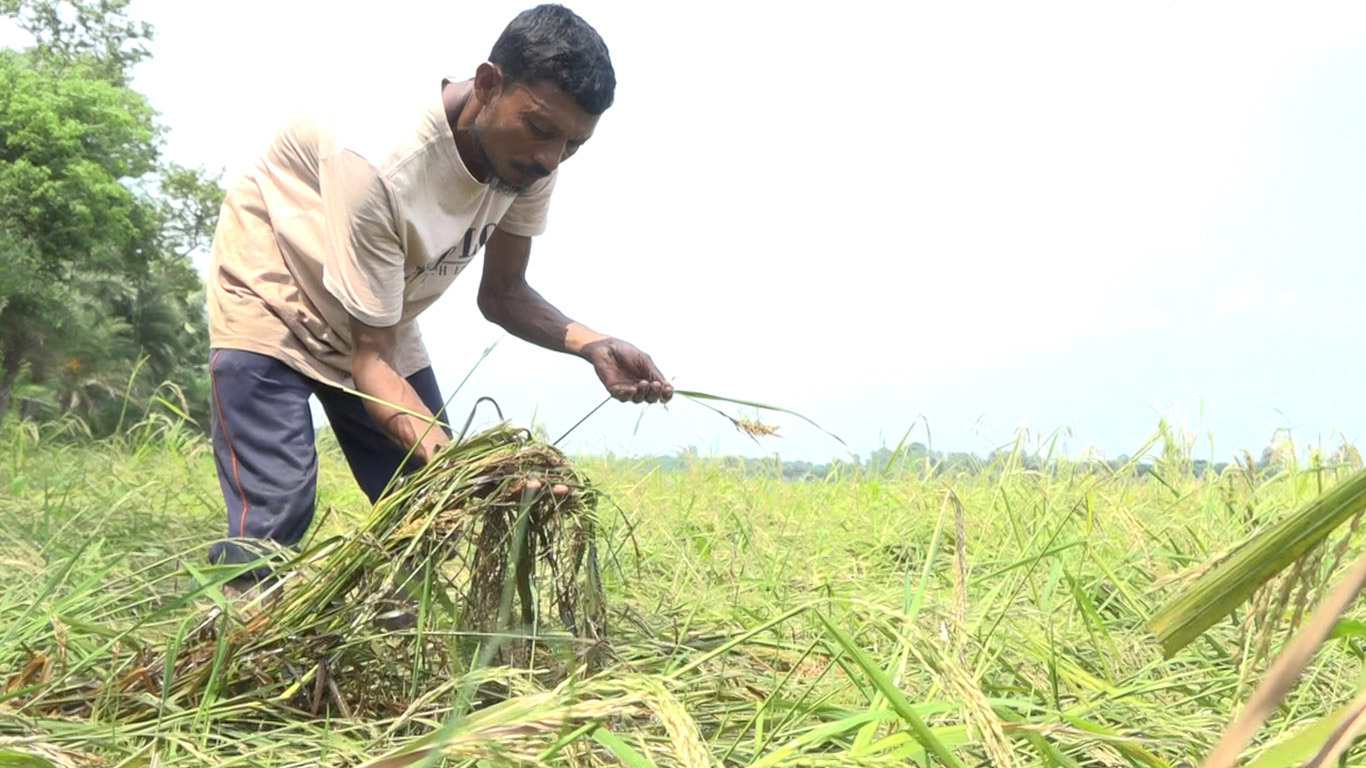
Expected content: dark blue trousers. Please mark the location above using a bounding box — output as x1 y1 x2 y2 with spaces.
207 348 450 579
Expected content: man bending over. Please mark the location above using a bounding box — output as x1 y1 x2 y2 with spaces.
205 4 670 587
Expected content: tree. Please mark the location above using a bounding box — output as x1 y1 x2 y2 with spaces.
0 0 150 83
0 1 221 430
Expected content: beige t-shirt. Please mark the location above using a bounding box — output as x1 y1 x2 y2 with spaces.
207 78 554 387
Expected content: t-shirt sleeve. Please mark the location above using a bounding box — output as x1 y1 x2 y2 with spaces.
319 149 406 328
496 170 557 236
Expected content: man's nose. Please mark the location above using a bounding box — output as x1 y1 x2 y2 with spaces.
533 146 561 175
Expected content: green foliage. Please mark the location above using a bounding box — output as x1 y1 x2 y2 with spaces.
156 161 226 258
0 0 151 83
0 0 220 432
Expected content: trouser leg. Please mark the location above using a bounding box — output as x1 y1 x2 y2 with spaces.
313 367 450 504
206 348 319 579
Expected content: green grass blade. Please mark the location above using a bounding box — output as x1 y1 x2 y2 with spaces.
664 602 815 680
814 611 965 768
1060 714 1172 767
592 729 660 768
0 749 58 768
750 709 900 768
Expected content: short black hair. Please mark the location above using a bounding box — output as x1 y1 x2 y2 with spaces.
489 4 615 115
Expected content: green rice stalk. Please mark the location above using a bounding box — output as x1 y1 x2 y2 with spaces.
674 390 846 447
908 639 1014 768
813 611 965 768
1150 466 1366 657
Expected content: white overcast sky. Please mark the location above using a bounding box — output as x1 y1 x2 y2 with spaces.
20 1 1366 462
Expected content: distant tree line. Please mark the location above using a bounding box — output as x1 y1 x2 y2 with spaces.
618 439 1364 482
0 0 221 432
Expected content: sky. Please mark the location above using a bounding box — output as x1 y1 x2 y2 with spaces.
16 1 1366 462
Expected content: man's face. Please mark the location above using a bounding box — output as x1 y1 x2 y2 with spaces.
470 78 600 194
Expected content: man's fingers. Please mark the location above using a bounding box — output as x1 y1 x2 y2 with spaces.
642 381 661 403
640 359 670 404
614 382 675 404
617 379 671 404
522 478 573 499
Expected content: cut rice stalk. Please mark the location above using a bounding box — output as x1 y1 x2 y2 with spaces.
1150 467 1366 657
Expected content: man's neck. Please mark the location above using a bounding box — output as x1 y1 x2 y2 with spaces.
444 80 488 182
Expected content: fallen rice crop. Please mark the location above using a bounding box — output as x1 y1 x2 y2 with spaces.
4 413 1366 766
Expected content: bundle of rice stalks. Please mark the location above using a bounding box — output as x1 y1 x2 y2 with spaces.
281 420 605 645
15 422 606 721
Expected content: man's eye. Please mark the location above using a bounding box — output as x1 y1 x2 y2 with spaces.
528 121 552 139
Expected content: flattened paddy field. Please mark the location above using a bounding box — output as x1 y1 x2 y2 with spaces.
3 417 1366 767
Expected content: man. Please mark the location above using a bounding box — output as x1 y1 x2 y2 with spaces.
205 4 670 584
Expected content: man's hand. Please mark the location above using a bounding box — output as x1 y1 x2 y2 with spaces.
582 337 673 404
478 229 672 405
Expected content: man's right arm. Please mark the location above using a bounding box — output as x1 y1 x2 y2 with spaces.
349 316 448 464
319 151 446 462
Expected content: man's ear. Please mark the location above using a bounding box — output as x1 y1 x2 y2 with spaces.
473 62 504 105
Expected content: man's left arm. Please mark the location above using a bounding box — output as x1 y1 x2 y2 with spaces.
477 227 672 404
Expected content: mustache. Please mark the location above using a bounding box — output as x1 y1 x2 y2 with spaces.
512 161 551 179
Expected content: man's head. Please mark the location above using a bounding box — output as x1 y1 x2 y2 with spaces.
491 4 615 115
468 5 614 194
